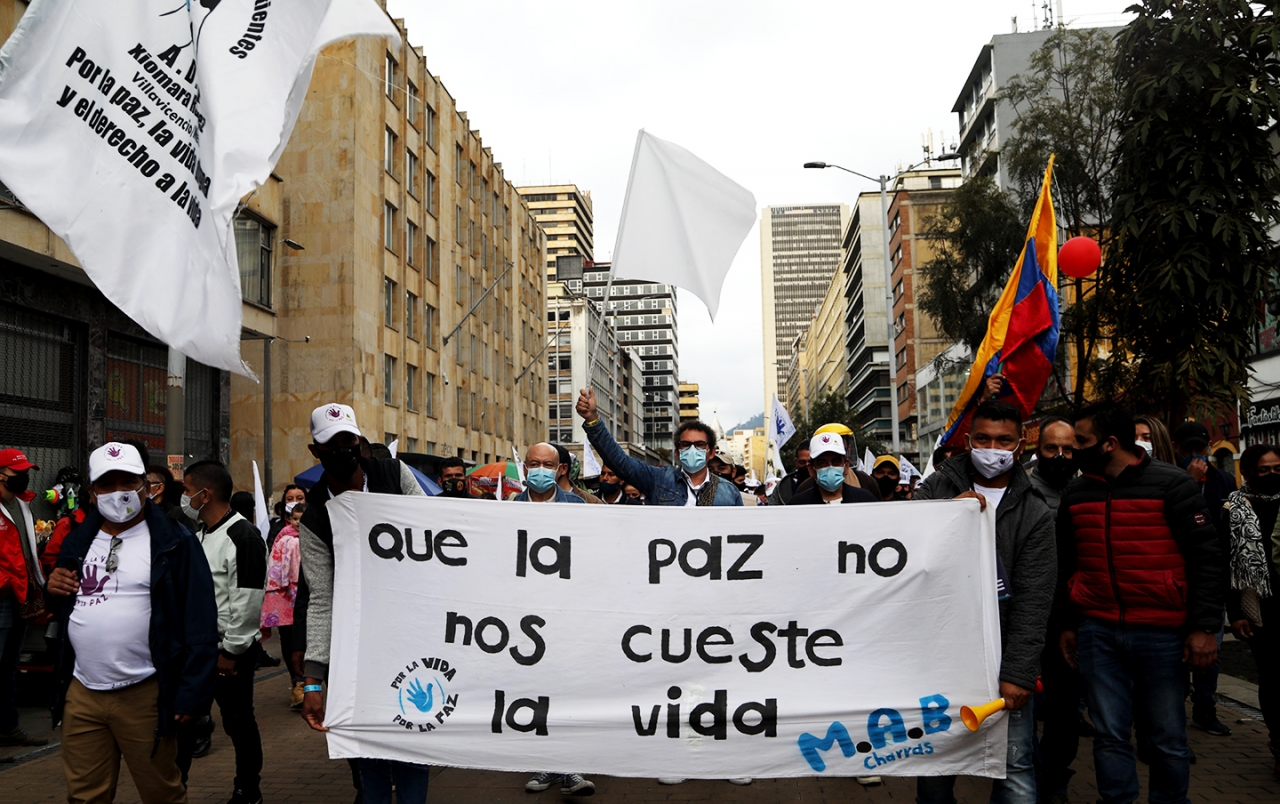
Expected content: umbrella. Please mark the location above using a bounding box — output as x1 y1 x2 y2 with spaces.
293 463 441 496
467 461 521 480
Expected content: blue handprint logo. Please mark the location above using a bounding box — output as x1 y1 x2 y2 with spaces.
400 676 443 715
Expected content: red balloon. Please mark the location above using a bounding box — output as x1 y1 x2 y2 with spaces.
1059 236 1101 279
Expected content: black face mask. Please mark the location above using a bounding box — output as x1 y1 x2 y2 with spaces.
441 478 468 498
1037 455 1077 489
1074 441 1110 475
318 446 360 481
599 481 619 498
876 475 898 498
4 471 30 495
1251 474 1280 496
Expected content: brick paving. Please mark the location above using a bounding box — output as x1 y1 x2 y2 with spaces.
3 670 1277 804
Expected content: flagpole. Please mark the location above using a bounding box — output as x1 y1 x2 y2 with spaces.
586 266 617 399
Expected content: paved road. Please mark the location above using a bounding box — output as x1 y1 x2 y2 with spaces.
3 669 1277 803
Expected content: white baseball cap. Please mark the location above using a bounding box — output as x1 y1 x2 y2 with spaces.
809 432 847 459
88 442 147 482
310 403 361 444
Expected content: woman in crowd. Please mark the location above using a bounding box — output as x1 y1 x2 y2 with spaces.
1224 444 1280 781
1134 415 1176 464
262 501 305 708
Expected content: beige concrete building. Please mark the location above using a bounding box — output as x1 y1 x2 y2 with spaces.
784 256 850 422
517 184 594 281
760 204 849 416
678 382 700 423
232 6 548 492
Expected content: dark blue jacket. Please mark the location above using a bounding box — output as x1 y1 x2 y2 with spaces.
50 503 218 735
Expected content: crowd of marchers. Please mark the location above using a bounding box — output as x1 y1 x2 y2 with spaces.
0 381 1274 804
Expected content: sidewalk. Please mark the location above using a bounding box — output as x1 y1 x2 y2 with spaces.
4 669 1277 803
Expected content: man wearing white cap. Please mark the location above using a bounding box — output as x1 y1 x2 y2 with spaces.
45 442 217 804
294 404 429 804
788 433 879 506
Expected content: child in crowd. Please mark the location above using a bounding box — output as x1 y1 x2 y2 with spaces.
261 502 304 707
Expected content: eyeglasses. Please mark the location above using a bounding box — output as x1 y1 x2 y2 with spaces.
676 441 709 451
105 536 123 573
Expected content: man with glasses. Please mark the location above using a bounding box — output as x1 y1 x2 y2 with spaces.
575 388 743 508
45 442 217 804
787 433 877 506
177 460 267 804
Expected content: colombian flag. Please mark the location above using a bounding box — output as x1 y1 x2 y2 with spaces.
941 156 1059 447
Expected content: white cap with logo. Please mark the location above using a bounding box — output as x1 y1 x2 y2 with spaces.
311 403 361 445
809 432 847 459
88 442 147 482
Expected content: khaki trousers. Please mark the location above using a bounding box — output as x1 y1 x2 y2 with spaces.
62 677 186 804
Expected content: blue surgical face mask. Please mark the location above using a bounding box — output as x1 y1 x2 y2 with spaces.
679 446 708 474
816 466 845 492
526 467 557 493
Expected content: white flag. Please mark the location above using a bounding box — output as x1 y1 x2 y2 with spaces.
768 394 796 450
610 130 756 320
581 444 602 478
387 439 399 459
251 460 270 542
862 448 876 475
900 455 922 483
0 0 399 375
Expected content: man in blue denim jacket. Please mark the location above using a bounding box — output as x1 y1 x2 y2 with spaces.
576 388 742 508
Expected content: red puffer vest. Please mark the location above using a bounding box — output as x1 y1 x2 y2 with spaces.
1066 468 1189 628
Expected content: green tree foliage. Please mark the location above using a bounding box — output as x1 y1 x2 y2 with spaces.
780 390 885 470
915 177 1025 353
1105 0 1280 419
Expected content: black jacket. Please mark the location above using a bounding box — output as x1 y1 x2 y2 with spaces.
50 504 218 735
788 483 879 505
915 454 1057 691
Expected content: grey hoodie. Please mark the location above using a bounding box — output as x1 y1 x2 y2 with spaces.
914 454 1057 691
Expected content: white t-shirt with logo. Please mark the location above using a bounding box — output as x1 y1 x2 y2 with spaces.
68 520 155 690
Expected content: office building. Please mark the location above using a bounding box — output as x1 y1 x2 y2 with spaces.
886 168 962 457
242 6 549 489
679 381 700 422
582 264 680 449
760 204 849 415
841 194 892 444
517 184 594 281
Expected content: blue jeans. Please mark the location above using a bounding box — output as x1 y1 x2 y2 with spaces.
1078 619 1190 804
0 597 26 733
357 758 430 804
916 704 1035 804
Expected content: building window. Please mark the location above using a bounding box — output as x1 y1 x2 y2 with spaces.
406 364 418 411
424 236 437 282
406 150 418 196
425 170 437 217
233 214 273 308
425 303 437 346
425 372 436 417
455 144 463 184
469 161 478 200
407 80 420 126
406 291 418 339
892 245 903 266
384 202 397 252
383 277 396 328
893 278 904 301
455 265 464 304
896 346 907 370
455 205 463 243
425 104 438 151
384 128 396 176
384 354 396 405
406 220 418 266
385 52 397 100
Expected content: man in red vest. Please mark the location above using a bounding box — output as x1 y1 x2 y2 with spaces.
0 448 48 746
1056 402 1223 804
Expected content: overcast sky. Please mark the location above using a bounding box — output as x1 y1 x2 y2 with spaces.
388 0 1134 429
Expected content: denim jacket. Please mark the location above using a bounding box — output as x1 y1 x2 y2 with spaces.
584 420 743 507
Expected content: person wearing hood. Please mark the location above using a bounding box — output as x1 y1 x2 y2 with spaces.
912 400 1056 804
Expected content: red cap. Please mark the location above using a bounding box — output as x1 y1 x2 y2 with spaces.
0 449 38 472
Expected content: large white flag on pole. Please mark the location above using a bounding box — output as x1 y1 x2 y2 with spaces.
0 0 399 375
610 130 756 320
768 393 797 450
251 459 270 543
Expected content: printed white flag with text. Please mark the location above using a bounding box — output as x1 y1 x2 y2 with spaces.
769 394 796 450
610 130 756 320
0 0 399 375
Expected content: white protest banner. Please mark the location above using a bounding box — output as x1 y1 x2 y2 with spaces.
323 495 1006 779
0 0 398 375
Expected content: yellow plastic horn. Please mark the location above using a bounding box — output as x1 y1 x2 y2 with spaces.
960 698 1006 731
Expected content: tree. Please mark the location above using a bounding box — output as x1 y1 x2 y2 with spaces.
779 390 885 471
1104 0 1280 420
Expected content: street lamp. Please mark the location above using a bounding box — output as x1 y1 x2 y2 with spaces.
803 154 960 453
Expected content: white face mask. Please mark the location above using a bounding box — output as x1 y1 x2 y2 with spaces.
284 501 299 514
97 489 143 524
1135 440 1153 456
970 448 1017 479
